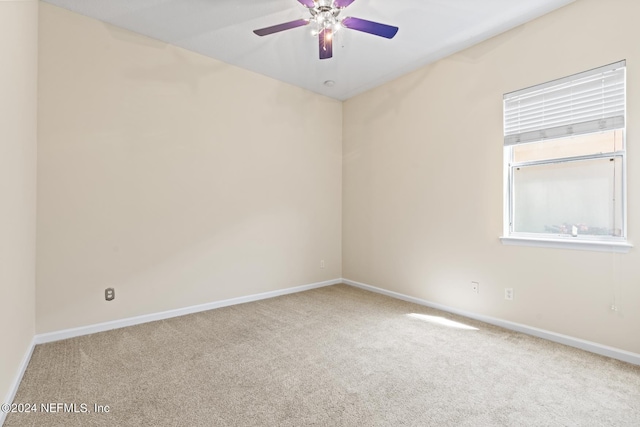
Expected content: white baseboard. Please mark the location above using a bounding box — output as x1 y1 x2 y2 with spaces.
1 336 36 427
35 278 341 345
342 278 640 366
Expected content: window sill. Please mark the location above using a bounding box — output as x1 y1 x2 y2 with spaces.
499 236 633 253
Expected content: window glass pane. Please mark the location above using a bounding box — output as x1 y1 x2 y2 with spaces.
513 157 622 237
513 130 623 163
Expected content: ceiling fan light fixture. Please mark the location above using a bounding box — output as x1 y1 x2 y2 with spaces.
253 0 398 60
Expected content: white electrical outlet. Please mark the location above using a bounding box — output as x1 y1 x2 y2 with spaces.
505 288 514 300
320 260 325 268
471 282 479 294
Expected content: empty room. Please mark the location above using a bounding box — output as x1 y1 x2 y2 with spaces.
2 0 640 425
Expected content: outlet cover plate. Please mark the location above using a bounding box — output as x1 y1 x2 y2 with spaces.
471 282 479 293
505 288 514 300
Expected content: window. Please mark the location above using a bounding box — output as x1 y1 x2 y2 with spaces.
501 61 631 252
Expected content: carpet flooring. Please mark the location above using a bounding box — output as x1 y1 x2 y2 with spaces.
4 284 640 426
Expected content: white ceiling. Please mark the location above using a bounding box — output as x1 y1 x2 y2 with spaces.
43 0 575 100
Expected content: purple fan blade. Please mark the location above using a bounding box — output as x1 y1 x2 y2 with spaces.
319 28 333 59
253 19 309 36
297 0 315 7
334 0 357 8
342 17 398 39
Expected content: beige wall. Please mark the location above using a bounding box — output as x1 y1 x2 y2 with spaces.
37 3 342 333
0 0 38 404
343 0 640 354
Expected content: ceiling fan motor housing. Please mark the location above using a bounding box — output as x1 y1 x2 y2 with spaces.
317 0 335 8
309 1 342 32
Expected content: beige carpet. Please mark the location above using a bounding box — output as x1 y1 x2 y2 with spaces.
5 284 640 426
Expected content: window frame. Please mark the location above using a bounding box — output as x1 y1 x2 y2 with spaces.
501 62 632 253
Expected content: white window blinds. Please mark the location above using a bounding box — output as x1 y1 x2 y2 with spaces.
504 60 626 146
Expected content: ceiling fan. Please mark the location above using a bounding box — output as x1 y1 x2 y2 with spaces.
253 0 398 60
